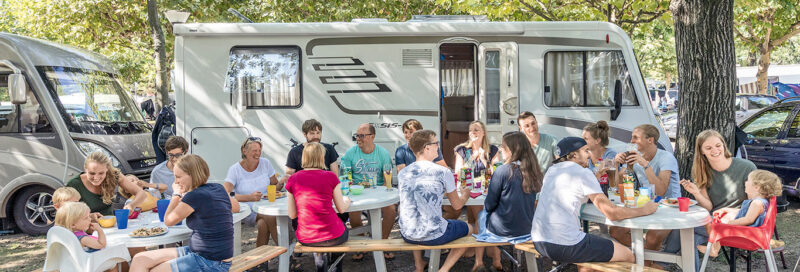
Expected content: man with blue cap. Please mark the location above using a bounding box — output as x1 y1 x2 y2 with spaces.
531 137 658 265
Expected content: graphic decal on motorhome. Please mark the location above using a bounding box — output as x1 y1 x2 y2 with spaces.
310 56 438 116
310 57 391 94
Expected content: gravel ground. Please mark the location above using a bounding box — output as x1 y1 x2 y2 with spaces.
2 202 799 272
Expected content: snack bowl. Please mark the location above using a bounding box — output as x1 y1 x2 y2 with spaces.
350 185 364 195
97 216 116 228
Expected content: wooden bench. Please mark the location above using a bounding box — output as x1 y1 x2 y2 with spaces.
576 262 666 272
295 236 539 272
229 245 287 272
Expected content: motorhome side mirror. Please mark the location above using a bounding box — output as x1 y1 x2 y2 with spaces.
8 73 28 104
610 79 623 120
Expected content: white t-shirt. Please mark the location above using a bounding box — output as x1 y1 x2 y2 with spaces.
531 161 603 245
397 160 456 241
224 158 276 195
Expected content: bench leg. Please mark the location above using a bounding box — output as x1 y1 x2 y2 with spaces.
233 221 242 255
276 216 292 272
525 252 538 272
429 249 441 272
368 209 387 272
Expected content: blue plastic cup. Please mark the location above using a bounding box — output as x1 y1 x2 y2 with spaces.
157 199 170 222
114 209 129 229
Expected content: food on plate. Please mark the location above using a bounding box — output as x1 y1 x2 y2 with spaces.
130 226 167 237
262 191 286 199
664 198 679 205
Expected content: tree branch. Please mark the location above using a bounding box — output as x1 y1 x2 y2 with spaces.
518 0 557 21
770 19 800 48
734 27 759 45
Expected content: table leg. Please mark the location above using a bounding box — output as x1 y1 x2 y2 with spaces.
276 215 291 272
679 228 695 271
630 228 645 266
233 220 242 255
429 249 441 271
368 209 387 272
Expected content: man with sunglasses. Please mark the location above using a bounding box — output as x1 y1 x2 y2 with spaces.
146 136 189 197
341 123 395 261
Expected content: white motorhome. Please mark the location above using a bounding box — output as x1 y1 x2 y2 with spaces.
172 16 672 183
0 33 157 235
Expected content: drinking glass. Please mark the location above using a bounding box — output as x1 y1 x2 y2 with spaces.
383 163 393 191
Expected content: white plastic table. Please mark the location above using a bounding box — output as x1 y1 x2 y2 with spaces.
440 192 485 206
104 208 251 254
252 187 399 272
579 201 710 270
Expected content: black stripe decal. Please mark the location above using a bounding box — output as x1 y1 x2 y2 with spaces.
329 95 437 116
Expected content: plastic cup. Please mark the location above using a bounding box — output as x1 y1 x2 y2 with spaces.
114 209 130 229
267 185 276 202
678 197 690 212
156 199 170 222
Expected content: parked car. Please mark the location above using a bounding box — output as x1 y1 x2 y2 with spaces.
735 94 778 124
659 110 677 140
739 98 800 199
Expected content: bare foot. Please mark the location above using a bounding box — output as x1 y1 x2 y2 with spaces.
697 244 707 254
710 242 720 258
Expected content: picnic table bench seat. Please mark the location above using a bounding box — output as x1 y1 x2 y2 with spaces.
296 236 540 272
229 245 287 272
576 262 666 272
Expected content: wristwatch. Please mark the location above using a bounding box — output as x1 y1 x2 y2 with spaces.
229 191 236 197
173 193 184 198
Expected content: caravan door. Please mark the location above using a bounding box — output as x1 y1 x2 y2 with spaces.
478 42 518 145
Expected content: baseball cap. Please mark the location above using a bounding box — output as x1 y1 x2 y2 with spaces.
555 137 587 159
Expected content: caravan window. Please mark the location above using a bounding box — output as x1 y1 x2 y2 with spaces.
544 51 638 107
0 74 52 133
225 46 301 108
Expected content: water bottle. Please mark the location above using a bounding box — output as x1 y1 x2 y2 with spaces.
339 175 350 195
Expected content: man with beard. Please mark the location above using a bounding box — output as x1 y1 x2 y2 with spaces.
283 119 340 180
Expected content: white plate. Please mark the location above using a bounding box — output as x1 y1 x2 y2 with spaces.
659 198 697 207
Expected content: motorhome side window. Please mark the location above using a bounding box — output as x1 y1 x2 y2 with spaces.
225 47 301 108
0 74 52 133
544 51 638 107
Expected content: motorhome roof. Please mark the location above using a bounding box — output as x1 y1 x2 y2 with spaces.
0 32 115 73
172 21 618 37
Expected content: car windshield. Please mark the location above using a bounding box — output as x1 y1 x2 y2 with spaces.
747 96 778 109
38 66 150 135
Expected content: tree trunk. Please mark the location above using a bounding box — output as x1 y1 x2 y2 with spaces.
755 45 772 95
147 0 170 109
670 0 737 180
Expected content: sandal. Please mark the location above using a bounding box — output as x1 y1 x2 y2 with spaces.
384 252 395 260
352 252 365 261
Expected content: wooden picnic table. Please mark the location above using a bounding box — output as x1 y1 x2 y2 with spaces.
251 187 399 272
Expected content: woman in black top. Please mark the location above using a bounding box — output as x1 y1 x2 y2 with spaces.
473 132 543 271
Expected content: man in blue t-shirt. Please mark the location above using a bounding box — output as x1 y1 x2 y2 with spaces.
395 119 448 172
610 124 680 267
281 119 340 183
340 123 396 260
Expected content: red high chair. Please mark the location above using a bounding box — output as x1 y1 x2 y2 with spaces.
699 196 778 272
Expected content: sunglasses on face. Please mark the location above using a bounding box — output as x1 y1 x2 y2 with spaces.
354 134 373 139
247 136 262 142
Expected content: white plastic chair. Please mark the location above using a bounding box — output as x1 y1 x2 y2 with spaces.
43 226 130 272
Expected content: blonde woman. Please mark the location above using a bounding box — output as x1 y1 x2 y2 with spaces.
131 155 237 272
66 151 147 215
450 121 499 256
224 137 281 247
287 142 351 272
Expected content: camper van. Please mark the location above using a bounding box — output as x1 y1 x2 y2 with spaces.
0 33 157 235
172 16 672 183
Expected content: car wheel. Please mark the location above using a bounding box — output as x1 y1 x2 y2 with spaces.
12 186 55 235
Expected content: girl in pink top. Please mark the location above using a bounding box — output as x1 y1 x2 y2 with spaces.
287 142 351 272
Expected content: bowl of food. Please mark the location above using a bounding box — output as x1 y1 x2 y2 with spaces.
350 185 364 195
97 216 116 228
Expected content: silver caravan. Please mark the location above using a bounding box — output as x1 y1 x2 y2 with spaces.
173 16 672 184
0 33 157 235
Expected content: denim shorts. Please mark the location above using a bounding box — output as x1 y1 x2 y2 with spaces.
403 219 470 246
170 246 232 272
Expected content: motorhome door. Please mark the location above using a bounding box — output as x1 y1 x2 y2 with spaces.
478 42 518 145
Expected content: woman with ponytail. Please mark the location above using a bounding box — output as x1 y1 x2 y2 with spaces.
472 131 543 271
583 120 617 192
